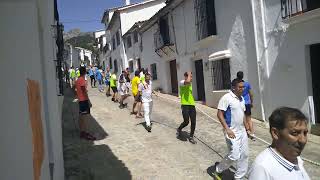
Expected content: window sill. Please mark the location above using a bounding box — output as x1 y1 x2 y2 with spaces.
283 8 320 25
193 35 218 51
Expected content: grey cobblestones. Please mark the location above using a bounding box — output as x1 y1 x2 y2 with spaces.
63 86 320 180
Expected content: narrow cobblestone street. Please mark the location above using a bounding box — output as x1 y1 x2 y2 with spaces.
63 86 320 180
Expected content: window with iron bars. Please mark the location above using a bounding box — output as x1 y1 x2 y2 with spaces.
210 59 231 90
112 37 116 50
116 31 120 46
150 63 157 80
129 61 134 73
109 57 113 69
281 0 320 19
194 0 217 40
134 31 139 43
127 35 132 49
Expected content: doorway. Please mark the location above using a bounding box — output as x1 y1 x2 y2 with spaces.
310 44 320 125
137 58 141 70
195 60 206 101
169 60 178 95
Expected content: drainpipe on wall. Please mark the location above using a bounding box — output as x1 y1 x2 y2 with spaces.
250 0 267 122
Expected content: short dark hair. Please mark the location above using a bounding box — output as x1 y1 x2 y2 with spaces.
231 78 243 87
79 66 86 75
184 72 191 77
236 71 244 80
269 107 307 131
135 70 140 76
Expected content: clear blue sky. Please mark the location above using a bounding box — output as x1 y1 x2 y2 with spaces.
58 0 143 32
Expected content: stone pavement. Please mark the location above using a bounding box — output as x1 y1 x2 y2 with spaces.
63 85 320 180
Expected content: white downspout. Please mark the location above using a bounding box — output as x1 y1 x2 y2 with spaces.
250 0 267 122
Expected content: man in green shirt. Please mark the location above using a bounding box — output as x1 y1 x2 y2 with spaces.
177 71 197 144
110 72 118 102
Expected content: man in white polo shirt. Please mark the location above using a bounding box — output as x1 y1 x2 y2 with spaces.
213 78 248 180
248 107 310 180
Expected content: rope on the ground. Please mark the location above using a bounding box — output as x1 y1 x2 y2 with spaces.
155 93 320 167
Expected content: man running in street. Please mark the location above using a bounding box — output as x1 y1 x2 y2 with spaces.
236 71 255 139
118 71 130 109
177 72 197 144
105 67 111 96
131 70 142 118
69 66 76 88
110 71 118 102
88 65 96 88
213 78 248 180
138 73 154 132
75 66 96 141
96 66 103 92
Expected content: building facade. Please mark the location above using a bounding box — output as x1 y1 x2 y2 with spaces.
0 0 65 179
100 0 166 75
139 0 263 119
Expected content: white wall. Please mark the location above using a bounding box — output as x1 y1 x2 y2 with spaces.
139 0 263 119
0 0 64 179
259 0 320 122
94 30 105 39
120 0 166 35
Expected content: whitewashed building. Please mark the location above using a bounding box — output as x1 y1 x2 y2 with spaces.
75 47 93 67
100 0 166 75
254 0 320 132
139 0 263 119
94 30 107 68
0 0 65 179
65 43 81 68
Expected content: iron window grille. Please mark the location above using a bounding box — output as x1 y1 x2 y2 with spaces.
116 31 120 46
134 31 139 43
194 0 217 40
210 59 231 90
151 63 157 80
127 35 132 48
281 0 320 19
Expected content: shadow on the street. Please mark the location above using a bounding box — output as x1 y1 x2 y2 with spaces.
176 131 189 142
62 86 132 180
207 164 235 180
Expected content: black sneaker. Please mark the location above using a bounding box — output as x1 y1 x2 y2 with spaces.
212 162 222 180
147 126 151 132
189 137 197 144
111 98 115 102
176 128 181 137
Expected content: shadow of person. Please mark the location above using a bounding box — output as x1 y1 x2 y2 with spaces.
86 114 108 140
207 163 235 180
176 131 189 142
135 121 151 132
62 86 132 180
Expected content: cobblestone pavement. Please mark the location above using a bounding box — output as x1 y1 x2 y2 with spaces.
63 85 320 180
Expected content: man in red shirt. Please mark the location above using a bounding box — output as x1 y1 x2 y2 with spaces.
75 66 96 141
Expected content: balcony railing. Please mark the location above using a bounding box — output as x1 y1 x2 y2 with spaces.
281 0 320 19
153 30 173 51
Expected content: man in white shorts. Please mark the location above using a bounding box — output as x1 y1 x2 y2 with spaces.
214 78 249 180
138 73 154 132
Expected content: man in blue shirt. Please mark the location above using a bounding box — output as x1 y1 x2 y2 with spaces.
237 71 254 139
104 67 111 96
96 66 103 92
88 66 96 88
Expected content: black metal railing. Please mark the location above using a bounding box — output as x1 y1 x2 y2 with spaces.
55 23 64 95
281 0 320 19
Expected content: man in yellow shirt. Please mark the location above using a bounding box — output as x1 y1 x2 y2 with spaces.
131 70 142 118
